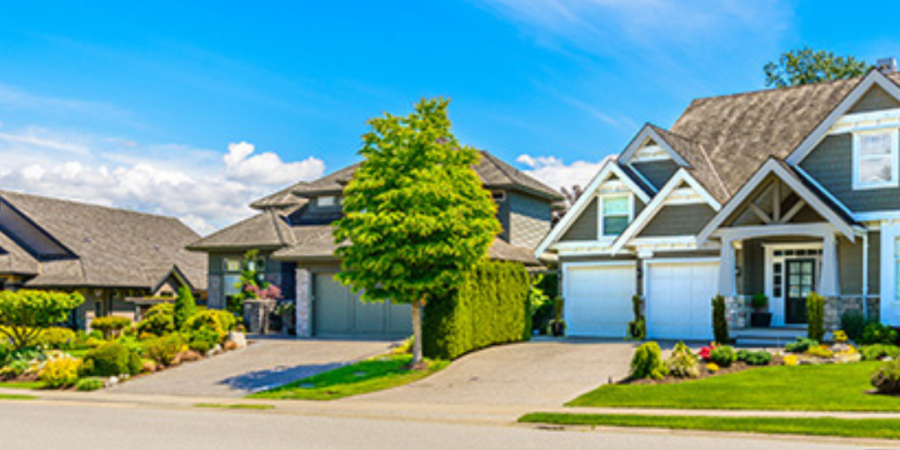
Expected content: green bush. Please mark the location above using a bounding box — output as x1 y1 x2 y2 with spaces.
860 344 900 361
806 293 825 342
709 345 736 368
860 322 899 345
423 261 530 360
182 310 236 341
872 360 900 395
785 337 818 353
136 303 175 337
91 316 132 340
712 295 729 344
630 341 668 380
38 356 80 388
628 295 646 340
80 342 142 377
666 341 699 378
174 285 197 329
188 327 219 354
145 333 186 366
188 339 211 354
841 311 870 343
76 377 105 392
39 327 76 350
751 293 768 310
736 349 772 366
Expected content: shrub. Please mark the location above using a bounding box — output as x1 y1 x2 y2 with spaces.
860 322 899 345
785 337 818 353
751 293 768 310
709 345 736 368
698 343 717 361
38 356 80 388
736 349 773 366
423 261 530 360
841 311 869 342
860 344 900 361
666 341 699 378
711 295 729 344
872 360 900 395
39 327 76 350
145 333 187 366
188 339 211 354
0 290 85 350
173 285 197 329
138 332 158 341
182 310 236 341
91 316 132 340
136 303 175 337
806 345 834 359
75 377 104 392
630 341 668 380
806 293 825 342
627 295 646 340
80 342 141 377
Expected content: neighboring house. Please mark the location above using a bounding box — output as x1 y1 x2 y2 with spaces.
537 67 900 340
0 190 207 329
189 151 562 338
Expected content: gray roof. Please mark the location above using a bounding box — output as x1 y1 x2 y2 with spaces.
291 151 563 201
0 230 38 276
250 181 309 210
188 209 296 251
0 190 207 290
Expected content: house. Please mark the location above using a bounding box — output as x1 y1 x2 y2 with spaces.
0 189 207 329
537 66 900 340
188 151 563 338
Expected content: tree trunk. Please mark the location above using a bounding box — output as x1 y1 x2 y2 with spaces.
411 297 424 368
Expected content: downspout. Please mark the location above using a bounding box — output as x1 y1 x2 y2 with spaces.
862 230 869 319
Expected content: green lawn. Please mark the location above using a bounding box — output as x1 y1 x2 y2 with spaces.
0 393 36 400
248 354 449 401
519 413 900 440
569 362 900 412
0 381 47 390
195 403 275 410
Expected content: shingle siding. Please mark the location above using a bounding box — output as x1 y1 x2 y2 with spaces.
801 133 900 212
638 204 716 237
560 197 597 241
631 160 679 189
848 85 900 114
508 192 551 249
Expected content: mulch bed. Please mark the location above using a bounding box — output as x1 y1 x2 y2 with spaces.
622 354 784 386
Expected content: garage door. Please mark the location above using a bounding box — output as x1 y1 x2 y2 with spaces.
645 260 719 340
564 263 636 338
314 274 412 337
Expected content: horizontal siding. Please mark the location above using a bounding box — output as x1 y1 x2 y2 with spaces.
848 85 900 114
561 197 598 241
638 204 716 237
631 160 679 190
839 232 881 295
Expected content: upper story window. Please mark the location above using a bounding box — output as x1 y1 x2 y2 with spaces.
491 190 507 202
600 195 631 237
317 196 341 207
853 129 900 190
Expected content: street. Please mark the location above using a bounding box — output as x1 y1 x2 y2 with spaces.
0 401 876 450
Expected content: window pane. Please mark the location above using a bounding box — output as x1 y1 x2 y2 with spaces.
603 216 629 236
603 197 629 215
223 274 242 296
896 261 900 302
860 133 892 157
859 156 893 184
223 258 241 272
895 238 900 257
774 263 782 274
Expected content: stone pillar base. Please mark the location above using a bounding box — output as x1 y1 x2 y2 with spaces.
243 299 277 334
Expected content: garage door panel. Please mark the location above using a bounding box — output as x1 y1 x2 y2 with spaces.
315 275 351 335
565 264 636 338
646 261 719 340
315 273 412 337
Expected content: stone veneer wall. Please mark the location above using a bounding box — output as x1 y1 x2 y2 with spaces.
295 268 312 337
727 295 881 331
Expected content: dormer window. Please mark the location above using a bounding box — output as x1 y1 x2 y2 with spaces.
853 129 900 190
600 195 631 237
317 196 341 207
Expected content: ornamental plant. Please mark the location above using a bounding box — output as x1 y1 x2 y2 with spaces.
711 295 729 344
91 316 132 340
872 360 900 395
627 295 646 340
629 341 668 380
698 342 718 361
173 285 197 329
806 292 825 342
0 290 84 350
38 355 81 388
136 303 175 337
709 345 737 368
666 341 699 378
333 98 501 367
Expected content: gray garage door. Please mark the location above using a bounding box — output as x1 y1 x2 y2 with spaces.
314 274 412 337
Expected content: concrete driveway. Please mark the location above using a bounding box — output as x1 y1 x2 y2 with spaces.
110 338 394 398
347 339 636 407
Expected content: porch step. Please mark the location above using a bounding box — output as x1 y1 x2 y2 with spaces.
734 327 806 348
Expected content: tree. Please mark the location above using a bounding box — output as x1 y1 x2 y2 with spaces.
764 48 871 88
553 184 585 224
227 249 266 317
0 290 84 350
173 285 197 329
334 98 501 367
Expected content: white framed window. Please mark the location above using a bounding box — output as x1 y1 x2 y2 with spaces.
895 238 900 303
853 129 900 190
600 195 632 237
317 196 338 207
223 258 241 272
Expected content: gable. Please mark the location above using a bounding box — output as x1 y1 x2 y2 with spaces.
0 199 70 258
638 204 716 237
560 197 597 242
848 84 900 114
631 159 679 190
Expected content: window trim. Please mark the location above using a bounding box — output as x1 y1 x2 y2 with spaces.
598 194 634 238
317 195 340 207
852 128 900 190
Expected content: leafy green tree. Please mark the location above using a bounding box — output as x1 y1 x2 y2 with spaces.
227 249 266 317
174 285 197 329
334 98 501 367
0 290 84 349
764 48 871 88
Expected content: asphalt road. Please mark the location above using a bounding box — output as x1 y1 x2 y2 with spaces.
0 401 874 450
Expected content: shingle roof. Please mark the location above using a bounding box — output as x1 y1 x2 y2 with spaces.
187 209 295 251
292 164 361 197
0 190 207 290
646 124 730 203
0 230 38 276
250 182 309 210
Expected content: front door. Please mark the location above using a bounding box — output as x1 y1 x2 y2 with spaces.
785 259 815 324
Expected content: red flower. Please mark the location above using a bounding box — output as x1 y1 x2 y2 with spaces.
699 342 718 361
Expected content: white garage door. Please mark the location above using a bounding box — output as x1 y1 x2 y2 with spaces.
564 263 636 338
646 260 719 340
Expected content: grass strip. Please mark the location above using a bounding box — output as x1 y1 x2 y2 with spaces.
0 381 47 390
0 393 36 400
248 354 449 401
519 413 900 440
194 403 275 410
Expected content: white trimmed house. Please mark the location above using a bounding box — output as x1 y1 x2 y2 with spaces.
537 67 900 340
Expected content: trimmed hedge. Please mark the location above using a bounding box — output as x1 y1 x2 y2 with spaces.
423 261 530 360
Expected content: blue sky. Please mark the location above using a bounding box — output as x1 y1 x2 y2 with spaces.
1 1 898 233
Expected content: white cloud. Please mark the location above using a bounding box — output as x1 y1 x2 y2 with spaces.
516 154 604 192
224 141 325 186
0 127 326 235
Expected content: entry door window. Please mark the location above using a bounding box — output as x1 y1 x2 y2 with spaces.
786 259 816 324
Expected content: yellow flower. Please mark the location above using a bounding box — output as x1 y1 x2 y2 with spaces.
783 354 799 366
833 330 848 343
706 363 720 373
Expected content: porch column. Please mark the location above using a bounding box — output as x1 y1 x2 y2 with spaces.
719 237 737 296
819 232 840 296
295 268 312 337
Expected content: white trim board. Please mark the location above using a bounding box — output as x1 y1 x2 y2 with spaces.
534 159 651 257
696 159 857 244
618 124 690 167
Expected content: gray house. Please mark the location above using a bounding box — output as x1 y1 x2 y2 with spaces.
0 190 207 329
189 151 562 338
537 67 900 341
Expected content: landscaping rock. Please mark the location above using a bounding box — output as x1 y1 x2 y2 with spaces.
106 376 119 388
226 332 247 349
181 350 201 363
141 361 157 373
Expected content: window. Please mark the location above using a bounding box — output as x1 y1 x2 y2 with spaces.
317 196 341 207
853 130 899 190
491 190 506 202
223 258 241 272
895 238 900 303
601 196 631 237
